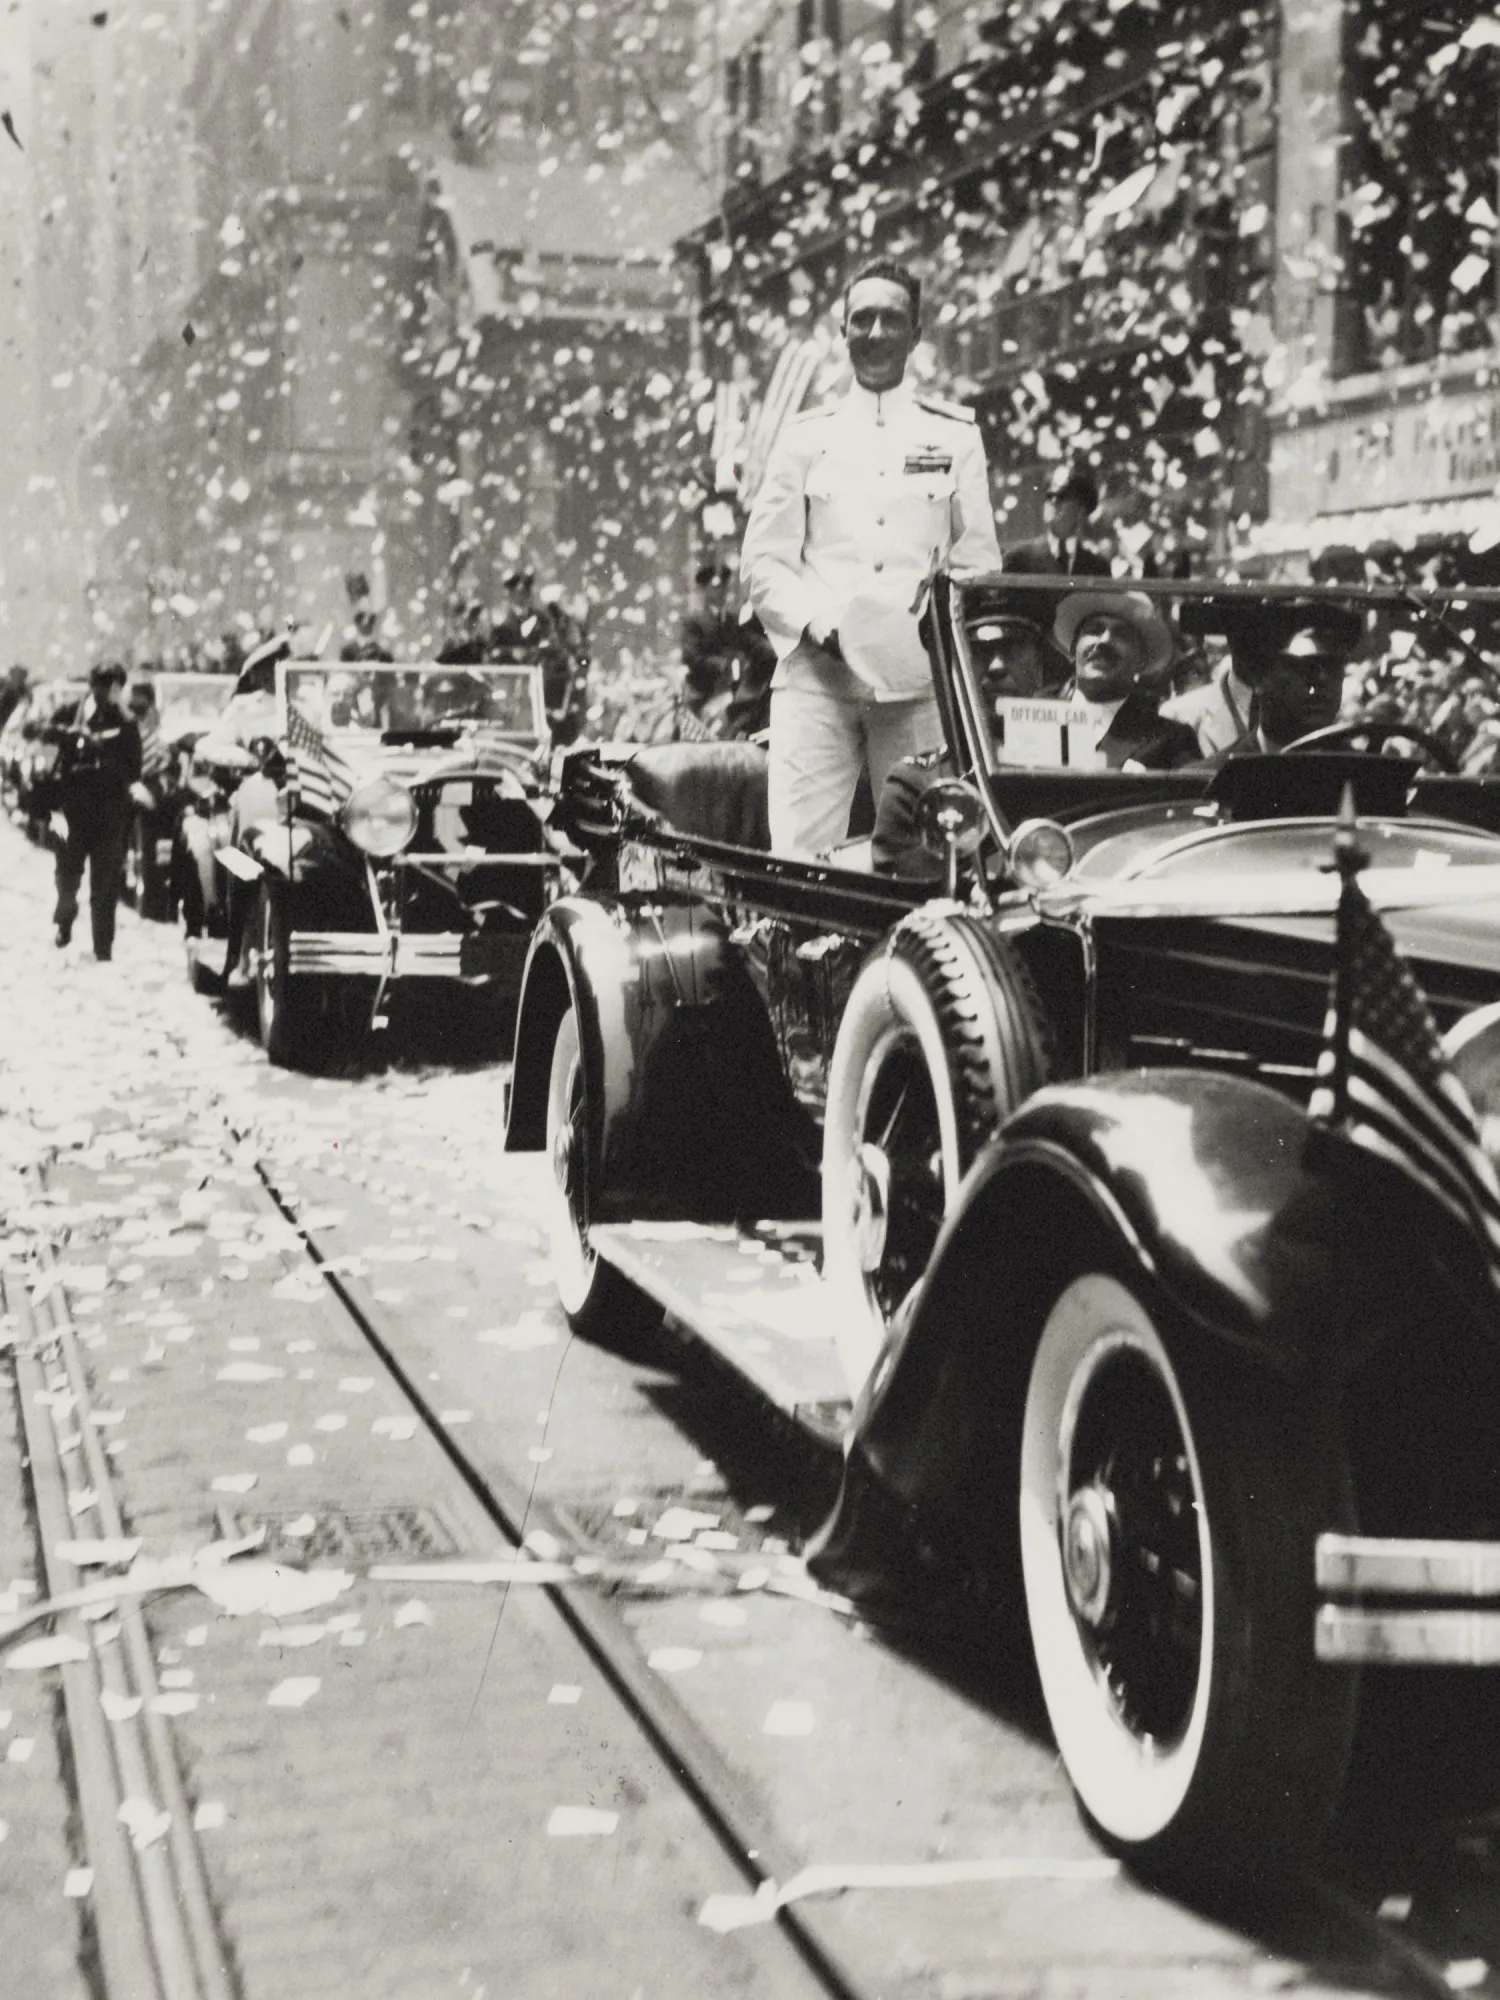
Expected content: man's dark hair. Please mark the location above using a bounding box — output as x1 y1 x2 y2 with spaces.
1048 462 1100 517
843 257 921 324
90 661 126 688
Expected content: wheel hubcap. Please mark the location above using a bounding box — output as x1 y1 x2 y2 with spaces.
1065 1351 1203 1745
851 1143 891 1274
1062 1483 1116 1629
552 1121 574 1199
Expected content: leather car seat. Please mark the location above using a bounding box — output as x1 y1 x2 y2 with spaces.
625 741 771 850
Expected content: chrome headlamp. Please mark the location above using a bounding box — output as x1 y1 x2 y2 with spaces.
342 775 416 857
1008 818 1076 890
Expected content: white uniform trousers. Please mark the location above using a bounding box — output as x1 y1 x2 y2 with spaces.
768 645 941 857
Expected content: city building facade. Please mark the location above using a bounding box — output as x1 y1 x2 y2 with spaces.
80 0 701 672
684 0 1499 583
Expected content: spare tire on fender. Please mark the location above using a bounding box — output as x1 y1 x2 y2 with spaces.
821 907 1050 1397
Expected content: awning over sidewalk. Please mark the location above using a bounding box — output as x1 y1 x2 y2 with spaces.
1248 492 1500 559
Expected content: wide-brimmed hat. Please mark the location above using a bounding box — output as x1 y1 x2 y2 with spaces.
1053 591 1173 676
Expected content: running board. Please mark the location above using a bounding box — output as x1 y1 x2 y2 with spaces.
590 1221 852 1447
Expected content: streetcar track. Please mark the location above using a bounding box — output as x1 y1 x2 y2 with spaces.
244 1141 874 2000
7 1248 236 2000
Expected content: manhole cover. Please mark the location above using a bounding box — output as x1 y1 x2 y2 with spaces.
229 1504 462 1564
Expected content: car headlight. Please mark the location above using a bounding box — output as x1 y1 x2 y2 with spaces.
342 776 416 857
1008 818 1075 890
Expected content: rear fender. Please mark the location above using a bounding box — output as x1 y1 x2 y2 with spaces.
505 896 812 1222
851 1070 1429 1581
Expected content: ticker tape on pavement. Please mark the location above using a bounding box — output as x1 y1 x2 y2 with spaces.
698 1856 1122 1933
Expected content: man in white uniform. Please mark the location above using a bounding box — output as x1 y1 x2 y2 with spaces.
741 258 1002 855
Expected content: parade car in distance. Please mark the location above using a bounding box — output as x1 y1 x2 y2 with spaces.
123 671 235 921
504 570 1500 1881
178 657 569 1068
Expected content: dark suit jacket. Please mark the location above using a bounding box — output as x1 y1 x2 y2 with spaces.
1001 538 1111 579
1089 689 1201 771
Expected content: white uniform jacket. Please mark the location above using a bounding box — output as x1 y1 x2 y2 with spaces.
741 380 1002 700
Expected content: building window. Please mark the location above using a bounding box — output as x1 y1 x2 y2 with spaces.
1340 0 1498 374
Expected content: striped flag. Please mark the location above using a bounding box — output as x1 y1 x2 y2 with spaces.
1308 866 1500 1292
285 703 354 820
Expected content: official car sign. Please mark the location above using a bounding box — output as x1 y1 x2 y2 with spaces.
992 696 1101 768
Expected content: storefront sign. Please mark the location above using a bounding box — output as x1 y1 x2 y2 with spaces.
1271 382 1500 520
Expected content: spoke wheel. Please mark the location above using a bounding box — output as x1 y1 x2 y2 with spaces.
850 1026 954 1327
252 882 291 1061
544 1006 660 1350
822 911 1049 1397
250 882 362 1071
1020 1272 1358 1880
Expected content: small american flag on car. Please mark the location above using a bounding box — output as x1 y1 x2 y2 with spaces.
285 703 354 820
1308 822 1500 1295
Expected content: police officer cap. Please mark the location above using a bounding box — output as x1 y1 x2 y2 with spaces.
90 661 126 688
1181 597 1362 665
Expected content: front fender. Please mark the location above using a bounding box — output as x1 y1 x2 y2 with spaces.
505 894 812 1222
505 897 637 1175
849 1070 1432 1580
241 817 318 881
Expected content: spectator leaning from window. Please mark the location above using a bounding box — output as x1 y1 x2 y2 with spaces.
741 254 1002 856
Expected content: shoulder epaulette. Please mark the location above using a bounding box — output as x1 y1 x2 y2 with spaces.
914 392 977 425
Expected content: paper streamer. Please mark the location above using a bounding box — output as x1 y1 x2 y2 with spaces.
698 1856 1121 1933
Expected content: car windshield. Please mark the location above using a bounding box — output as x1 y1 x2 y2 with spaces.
149 674 234 734
281 664 544 741
956 581 1500 774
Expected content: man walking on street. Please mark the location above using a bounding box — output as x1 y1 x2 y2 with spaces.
46 661 141 961
741 256 1002 855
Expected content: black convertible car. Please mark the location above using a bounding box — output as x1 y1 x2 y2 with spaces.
179 657 568 1066
505 571 1500 1879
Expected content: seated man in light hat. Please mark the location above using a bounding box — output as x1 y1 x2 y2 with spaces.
1052 590 1199 771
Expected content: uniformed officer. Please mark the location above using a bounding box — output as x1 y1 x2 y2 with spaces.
741 257 1002 855
45 661 142 960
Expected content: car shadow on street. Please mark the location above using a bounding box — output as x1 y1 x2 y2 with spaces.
632 1320 1500 1990
212 980 514 1078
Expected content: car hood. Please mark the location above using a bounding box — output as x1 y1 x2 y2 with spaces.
1039 864 1500 975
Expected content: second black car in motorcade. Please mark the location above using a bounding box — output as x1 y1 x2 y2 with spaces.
504 570 1500 1881
122 671 235 921
179 656 570 1067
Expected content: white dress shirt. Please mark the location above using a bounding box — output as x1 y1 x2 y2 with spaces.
742 379 1002 700
1162 660 1252 757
